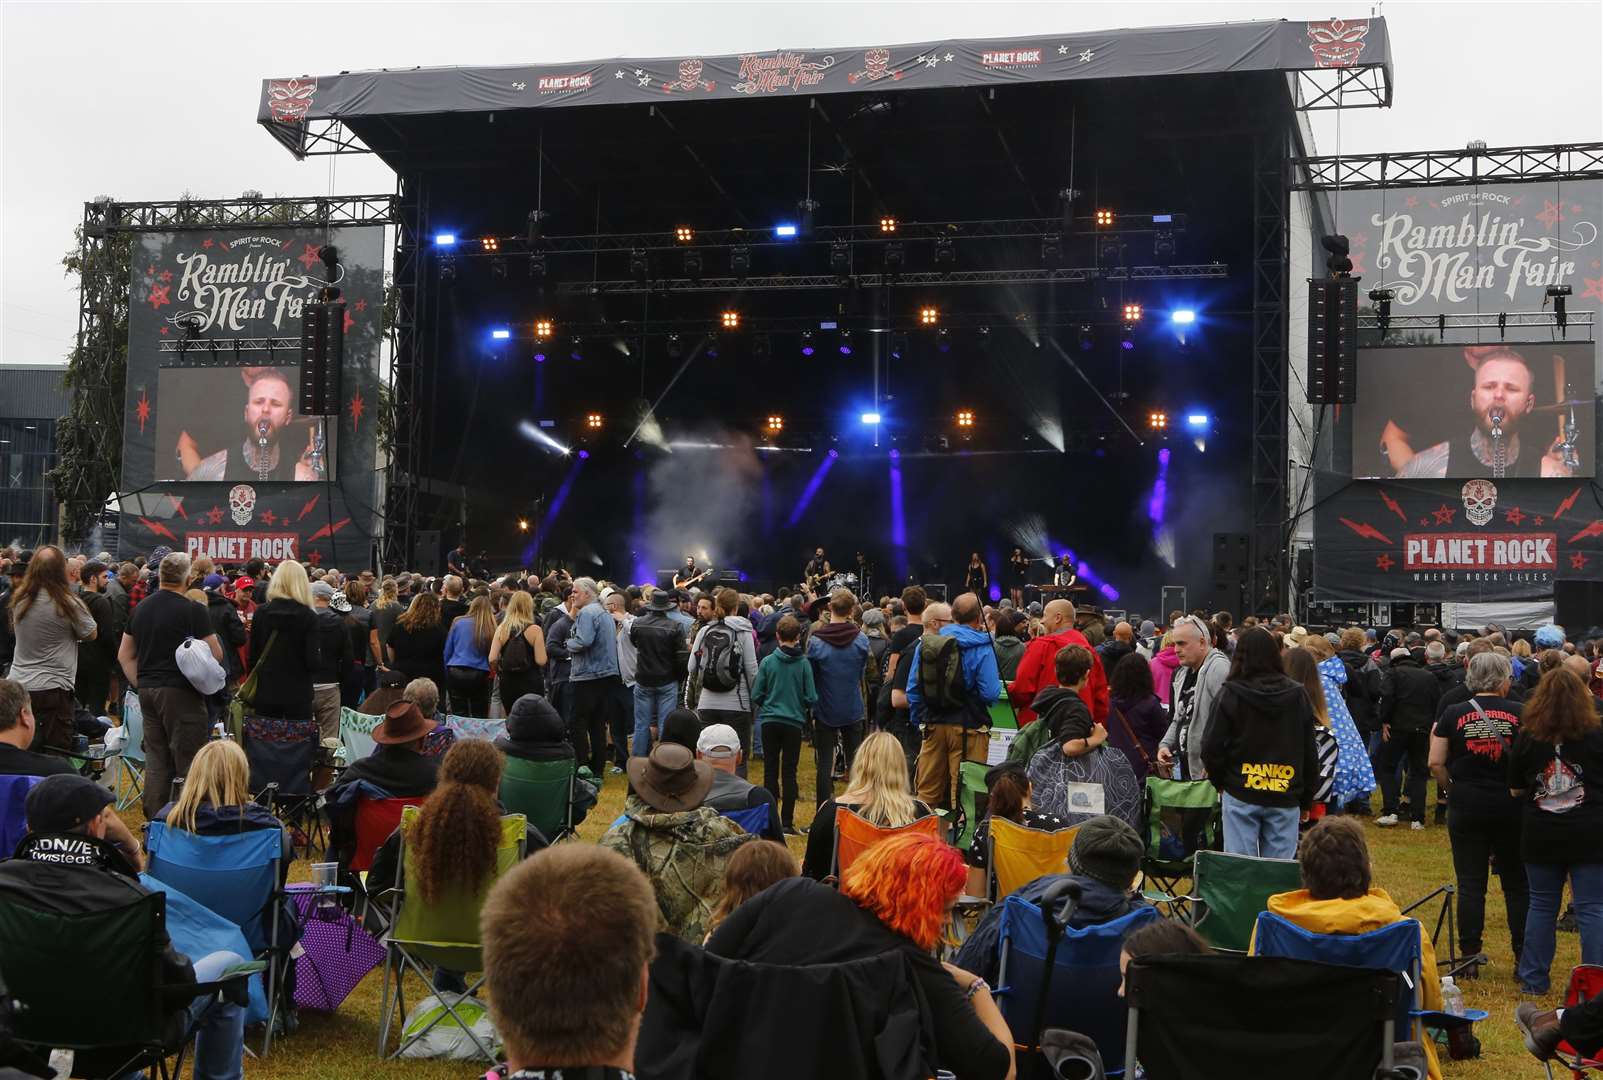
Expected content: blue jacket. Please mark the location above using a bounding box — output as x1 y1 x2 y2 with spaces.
806 621 873 728
904 624 1002 727
443 616 490 671
566 601 620 682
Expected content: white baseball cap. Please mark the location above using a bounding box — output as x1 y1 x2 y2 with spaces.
696 723 741 758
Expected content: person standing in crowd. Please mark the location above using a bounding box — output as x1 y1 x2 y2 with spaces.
1157 615 1230 781
906 595 1002 810
1302 636 1378 815
339 580 374 706
443 594 496 717
1149 630 1180 710
1376 644 1443 829
438 574 468 624
6 545 98 750
991 609 1028 682
247 559 321 728
688 587 759 772
201 574 248 710
1010 598 1108 727
490 589 548 716
603 589 637 771
1202 626 1318 859
73 559 118 715
751 613 814 835
385 590 448 690
1427 650 1527 968
806 588 879 805
1007 547 1030 609
1107 651 1169 779
307 580 352 738
1336 626 1384 766
627 588 686 756
368 577 402 674
878 585 929 773
566 577 623 778
1100 621 1137 674
1508 667 1603 995
119 551 223 818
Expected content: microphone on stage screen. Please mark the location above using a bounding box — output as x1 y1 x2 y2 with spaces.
1489 407 1505 440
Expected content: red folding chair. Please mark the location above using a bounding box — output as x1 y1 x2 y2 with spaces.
351 796 426 873
1550 965 1603 1079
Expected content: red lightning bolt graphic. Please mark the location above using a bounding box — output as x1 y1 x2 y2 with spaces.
138 517 178 543
304 518 351 543
296 494 321 522
1569 520 1603 545
1377 490 1406 523
1554 488 1582 521
1338 518 1393 545
168 495 185 518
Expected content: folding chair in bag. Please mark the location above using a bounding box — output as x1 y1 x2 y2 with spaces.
0 888 259 1080
954 759 991 852
339 707 379 764
244 715 325 858
1544 964 1603 1080
986 816 1079 901
1138 776 1220 915
375 807 527 1060
109 688 147 811
1183 848 1303 954
992 882 1162 1076
499 754 581 842
827 806 944 882
1124 953 1401 1080
0 774 42 857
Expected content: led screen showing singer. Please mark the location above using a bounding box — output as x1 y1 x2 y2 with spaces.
154 364 336 482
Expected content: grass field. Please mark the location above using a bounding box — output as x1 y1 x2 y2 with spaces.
116 758 1567 1079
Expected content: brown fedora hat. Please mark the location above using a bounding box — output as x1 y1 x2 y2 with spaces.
374 701 431 745
626 742 713 814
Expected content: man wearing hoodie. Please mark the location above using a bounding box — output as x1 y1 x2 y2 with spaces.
688 588 759 776
629 589 691 755
751 613 815 833
1377 645 1443 829
1157 615 1231 781
1200 626 1319 860
1010 599 1108 727
907 595 1002 809
806 588 880 806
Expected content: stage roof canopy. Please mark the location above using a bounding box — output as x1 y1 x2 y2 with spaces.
258 16 1390 158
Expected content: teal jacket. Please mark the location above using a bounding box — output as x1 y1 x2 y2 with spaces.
751 645 817 728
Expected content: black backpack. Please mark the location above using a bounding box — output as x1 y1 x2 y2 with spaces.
499 626 533 673
699 619 742 693
917 632 967 713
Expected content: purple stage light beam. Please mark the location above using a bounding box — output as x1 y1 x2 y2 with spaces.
540 453 588 534
888 451 908 583
787 449 838 526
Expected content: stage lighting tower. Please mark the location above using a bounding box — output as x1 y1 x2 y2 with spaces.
1368 288 1395 337
675 225 694 242
919 305 939 326
1123 303 1143 322
766 415 784 434
955 409 975 428
585 412 604 430
720 310 740 330
879 216 897 233
1548 284 1572 334
1095 208 1115 227
534 318 554 339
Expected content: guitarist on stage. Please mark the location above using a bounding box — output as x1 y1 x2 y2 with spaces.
804 547 831 590
673 555 711 591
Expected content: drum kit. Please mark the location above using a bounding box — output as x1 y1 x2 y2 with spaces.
823 571 858 592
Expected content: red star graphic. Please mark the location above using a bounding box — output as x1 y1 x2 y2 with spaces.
1432 504 1457 525
147 284 171 310
159 326 169 336
1572 551 1590 571
1536 200 1566 229
297 243 322 270
1582 277 1603 305
206 506 224 525
260 509 276 525
1534 516 1545 526
1505 506 1526 526
201 238 213 249
305 550 323 567
1419 517 1430 526
343 309 355 334
1376 554 1395 571
159 270 172 283
348 391 365 431
1404 195 1418 209
1350 232 1368 248
354 298 367 313
1348 253 1366 276
135 390 151 434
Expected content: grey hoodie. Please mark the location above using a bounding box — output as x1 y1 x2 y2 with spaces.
689 614 758 711
1159 647 1230 780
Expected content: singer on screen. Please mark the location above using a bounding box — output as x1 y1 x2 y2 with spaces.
176 366 323 482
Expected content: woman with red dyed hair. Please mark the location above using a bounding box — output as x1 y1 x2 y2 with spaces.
706 831 1014 1079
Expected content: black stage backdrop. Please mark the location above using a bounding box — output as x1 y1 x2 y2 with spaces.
119 226 384 568
1317 178 1603 603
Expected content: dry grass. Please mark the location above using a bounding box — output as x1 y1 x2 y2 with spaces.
120 761 1558 1078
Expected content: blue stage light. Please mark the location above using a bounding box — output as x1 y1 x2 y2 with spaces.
491 328 511 340
860 412 881 425
1186 413 1210 428
434 233 457 247
578 449 590 460
1171 309 1196 324
774 224 798 238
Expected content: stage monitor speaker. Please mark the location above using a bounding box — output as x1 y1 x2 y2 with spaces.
413 529 442 577
1212 532 1249 577
1556 580 1603 634
1307 277 1358 404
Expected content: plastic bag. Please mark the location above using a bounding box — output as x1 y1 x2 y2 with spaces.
398 991 498 1060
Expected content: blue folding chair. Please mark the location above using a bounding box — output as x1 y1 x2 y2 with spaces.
110 690 145 812
0 775 43 858
994 887 1162 1076
145 821 289 1054
719 804 772 838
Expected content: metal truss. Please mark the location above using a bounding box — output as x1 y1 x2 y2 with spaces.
498 309 1212 342
1291 142 1603 191
524 264 1227 296
156 338 300 355
384 173 427 571
82 194 396 233
1360 311 1595 336
1292 64 1391 111
263 118 375 160
1251 128 1290 616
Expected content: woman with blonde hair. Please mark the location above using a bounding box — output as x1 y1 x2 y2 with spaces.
802 730 934 880
442 594 498 717
246 559 320 723
368 577 402 672
489 589 548 709
154 739 287 852
386 591 447 689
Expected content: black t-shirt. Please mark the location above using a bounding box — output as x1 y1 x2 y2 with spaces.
0 741 76 778
1509 729 1603 863
1433 695 1522 809
127 588 215 691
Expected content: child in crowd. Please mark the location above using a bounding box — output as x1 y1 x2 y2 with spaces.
750 614 816 835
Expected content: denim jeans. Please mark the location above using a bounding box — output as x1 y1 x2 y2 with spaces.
187 950 246 1080
1220 791 1300 860
1518 860 1603 993
633 683 678 756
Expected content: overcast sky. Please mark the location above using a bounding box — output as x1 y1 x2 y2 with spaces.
3 0 1599 366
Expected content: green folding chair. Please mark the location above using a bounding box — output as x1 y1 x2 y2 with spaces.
1185 848 1304 953
375 808 527 1060
499 754 580 842
987 689 1018 731
954 759 992 851
1138 776 1221 916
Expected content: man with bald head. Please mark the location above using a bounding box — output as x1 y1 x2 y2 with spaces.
905 595 1001 808
1100 621 1137 674
1009 598 1108 727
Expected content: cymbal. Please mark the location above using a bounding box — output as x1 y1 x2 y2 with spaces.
1535 398 1596 411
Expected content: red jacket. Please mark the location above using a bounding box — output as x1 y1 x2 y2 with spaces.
1009 628 1108 726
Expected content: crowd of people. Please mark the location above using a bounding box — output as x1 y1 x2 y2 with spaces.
5 540 1603 1075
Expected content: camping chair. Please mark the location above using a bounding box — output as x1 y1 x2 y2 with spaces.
375 807 527 1060
992 884 1161 1076
1183 849 1303 954
1124 953 1401 1080
144 821 290 1054
1252 910 1488 1055
244 715 325 858
719 804 773 837
827 806 944 882
1137 776 1220 915
954 759 991 852
351 795 428 873
499 754 581 842
0 774 42 857
988 691 1018 731
339 707 379 763
1546 964 1603 1079
0 888 258 1080
109 688 146 811
1401 883 1482 980
987 816 1078 901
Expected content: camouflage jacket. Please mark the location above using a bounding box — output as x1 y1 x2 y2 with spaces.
599 794 752 943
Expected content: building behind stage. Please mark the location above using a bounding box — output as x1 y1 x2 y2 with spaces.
0 365 68 548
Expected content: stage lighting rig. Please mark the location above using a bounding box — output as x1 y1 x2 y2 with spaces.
830 242 851 284
720 310 740 330
1041 234 1062 264
481 236 500 253
766 414 785 433
433 233 457 247
1099 237 1124 267
1548 284 1572 334
797 198 819 239
585 412 605 430
731 245 751 278
491 256 508 280
1153 228 1175 265
675 225 694 243
800 331 816 357
1123 303 1143 322
629 249 650 282
569 338 585 362
1095 209 1115 227
684 249 703 281
527 210 546 244
1120 323 1136 351
838 330 854 356
1078 325 1095 352
666 334 683 359
977 326 992 351
883 241 905 274
956 409 975 429
1367 288 1395 337
1058 187 1079 230
535 318 554 339
879 216 897 234
179 315 204 340
1321 234 1354 277
919 305 939 326
528 252 547 280
934 237 955 272
936 328 951 353
1147 411 1169 430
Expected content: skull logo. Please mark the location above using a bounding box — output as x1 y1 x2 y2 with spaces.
265 78 318 123
1306 18 1371 69
229 484 257 527
1461 479 1497 527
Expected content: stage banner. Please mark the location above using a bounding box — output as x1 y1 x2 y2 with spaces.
1313 476 1603 602
119 225 384 568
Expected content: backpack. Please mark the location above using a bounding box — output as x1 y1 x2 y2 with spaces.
1007 713 1056 765
917 632 967 713
699 619 742 693
499 626 533 673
